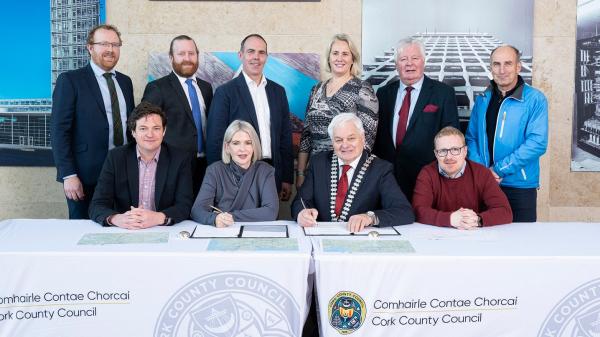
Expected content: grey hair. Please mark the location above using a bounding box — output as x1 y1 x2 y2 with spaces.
490 44 521 63
327 113 365 140
395 37 426 61
222 120 262 164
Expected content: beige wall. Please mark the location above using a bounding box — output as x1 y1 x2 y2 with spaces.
1 0 598 221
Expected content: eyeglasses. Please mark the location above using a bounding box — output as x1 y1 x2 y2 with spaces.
434 146 464 157
92 42 122 49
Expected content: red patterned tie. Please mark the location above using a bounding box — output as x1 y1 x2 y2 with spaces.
396 86 414 148
335 165 351 216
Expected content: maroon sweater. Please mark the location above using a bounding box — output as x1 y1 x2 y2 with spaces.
412 160 512 227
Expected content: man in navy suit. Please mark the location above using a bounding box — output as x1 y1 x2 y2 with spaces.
51 24 135 219
206 34 293 201
292 113 414 232
89 102 193 228
142 35 213 196
373 37 459 201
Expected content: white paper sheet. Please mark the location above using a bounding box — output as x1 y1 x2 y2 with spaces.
303 222 399 236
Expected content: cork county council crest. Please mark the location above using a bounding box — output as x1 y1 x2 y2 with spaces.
154 271 301 337
538 278 600 337
328 291 366 335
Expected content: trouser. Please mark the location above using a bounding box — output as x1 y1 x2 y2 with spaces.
66 183 96 219
501 186 537 222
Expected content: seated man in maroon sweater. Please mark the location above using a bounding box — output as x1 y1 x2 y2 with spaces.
412 126 512 229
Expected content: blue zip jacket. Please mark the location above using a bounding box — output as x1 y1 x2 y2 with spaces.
465 83 548 188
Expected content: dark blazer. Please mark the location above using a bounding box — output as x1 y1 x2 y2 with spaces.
89 143 194 225
373 76 459 201
51 64 135 186
142 72 213 154
206 74 293 190
291 151 414 227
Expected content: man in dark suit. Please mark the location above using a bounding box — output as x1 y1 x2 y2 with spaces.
89 102 193 228
292 113 414 231
373 37 459 201
142 35 213 195
206 34 293 201
51 24 135 219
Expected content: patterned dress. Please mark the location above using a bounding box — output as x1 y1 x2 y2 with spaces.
300 77 378 155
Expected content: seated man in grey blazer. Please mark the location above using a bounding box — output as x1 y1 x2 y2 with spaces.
191 120 279 227
89 102 194 228
292 113 414 232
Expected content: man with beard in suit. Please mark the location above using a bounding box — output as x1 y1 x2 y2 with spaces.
373 37 459 201
143 35 213 195
51 24 134 219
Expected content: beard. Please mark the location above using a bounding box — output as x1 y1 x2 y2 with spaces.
172 60 198 77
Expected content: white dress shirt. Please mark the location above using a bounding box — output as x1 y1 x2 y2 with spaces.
242 71 272 158
175 72 208 156
90 61 128 150
337 155 362 183
392 76 424 146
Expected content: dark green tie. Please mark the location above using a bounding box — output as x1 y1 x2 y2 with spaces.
103 72 124 146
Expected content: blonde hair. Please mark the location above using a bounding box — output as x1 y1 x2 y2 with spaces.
434 126 466 149
326 34 361 77
222 120 262 164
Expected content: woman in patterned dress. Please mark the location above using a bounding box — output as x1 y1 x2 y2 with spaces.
296 34 378 188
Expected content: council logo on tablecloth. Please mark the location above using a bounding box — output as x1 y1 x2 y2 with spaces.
328 291 366 335
154 271 301 337
538 278 600 337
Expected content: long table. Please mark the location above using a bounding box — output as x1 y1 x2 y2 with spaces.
0 219 312 337
312 222 600 337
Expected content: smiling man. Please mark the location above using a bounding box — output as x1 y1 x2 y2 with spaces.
466 45 548 222
142 35 213 196
206 34 293 202
412 127 512 229
51 24 135 219
373 37 459 202
292 113 414 232
89 102 193 229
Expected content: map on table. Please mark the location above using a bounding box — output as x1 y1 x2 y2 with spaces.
321 239 415 254
207 238 299 252
78 232 169 245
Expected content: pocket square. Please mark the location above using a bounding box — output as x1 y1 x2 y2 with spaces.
423 104 439 113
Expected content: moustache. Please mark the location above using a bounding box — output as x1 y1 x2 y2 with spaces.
102 52 115 58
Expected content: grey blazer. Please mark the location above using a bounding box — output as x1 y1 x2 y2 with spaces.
191 160 279 225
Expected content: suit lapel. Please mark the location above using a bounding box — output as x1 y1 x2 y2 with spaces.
84 64 107 118
265 80 278 144
169 72 196 124
347 151 367 193
236 75 260 134
126 145 139 207
407 76 433 133
154 144 169 208
384 81 400 140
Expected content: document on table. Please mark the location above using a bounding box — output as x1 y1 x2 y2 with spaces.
191 224 241 238
207 238 299 252
321 239 415 254
303 222 399 236
78 232 169 245
241 225 288 238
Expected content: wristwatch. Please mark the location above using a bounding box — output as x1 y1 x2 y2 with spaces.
366 211 378 226
163 216 172 226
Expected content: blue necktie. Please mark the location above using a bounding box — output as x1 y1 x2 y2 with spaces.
185 79 204 153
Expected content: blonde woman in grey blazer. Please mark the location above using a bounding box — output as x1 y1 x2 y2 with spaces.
191 120 279 227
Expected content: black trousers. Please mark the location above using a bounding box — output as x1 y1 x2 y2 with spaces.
66 183 95 219
501 186 537 222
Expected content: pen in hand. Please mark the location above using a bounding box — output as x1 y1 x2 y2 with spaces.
210 205 223 214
